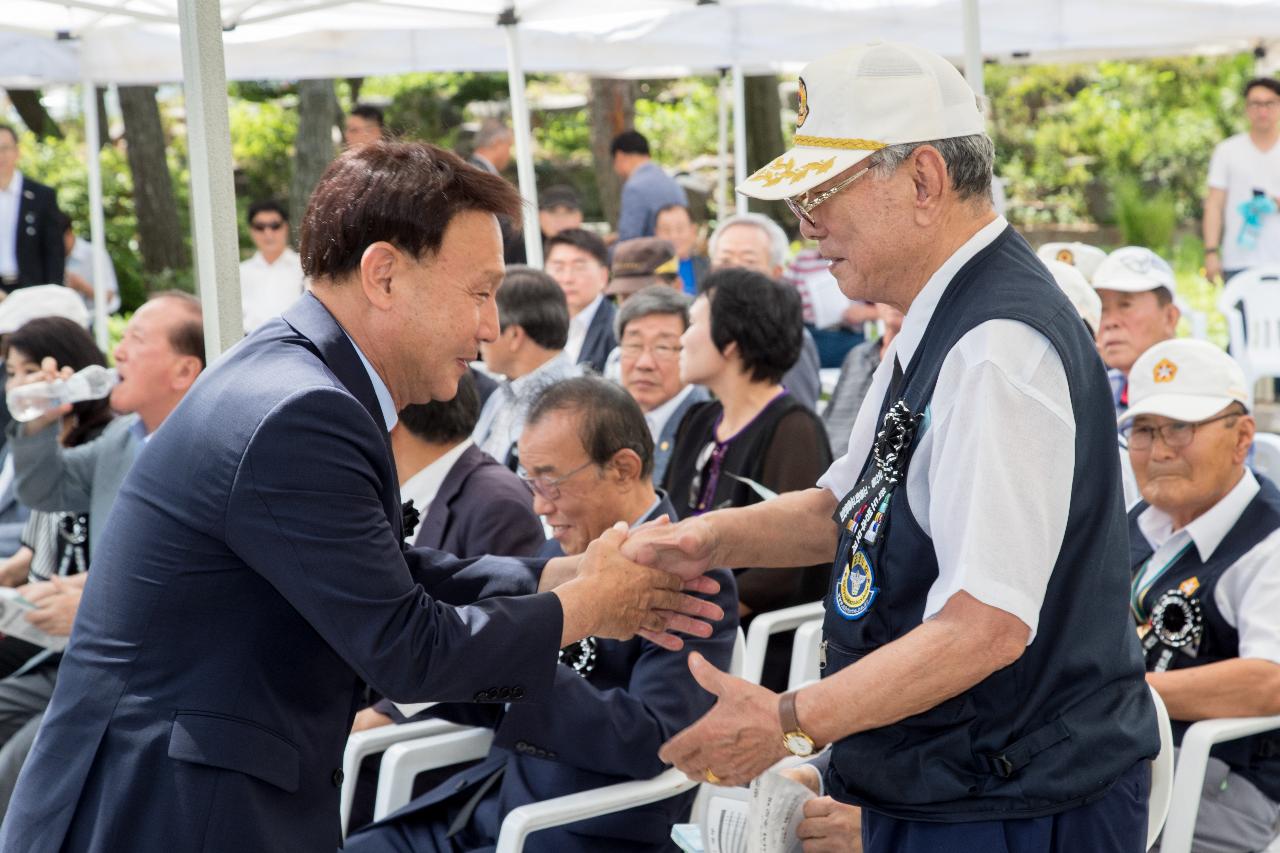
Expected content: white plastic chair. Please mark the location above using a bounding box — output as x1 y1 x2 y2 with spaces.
1217 266 1280 396
741 600 826 686
373 726 497 820
1252 433 1280 482
1158 712 1280 853
1173 297 1209 342
1147 685 1175 851
489 629 747 853
787 618 825 690
340 714 460 836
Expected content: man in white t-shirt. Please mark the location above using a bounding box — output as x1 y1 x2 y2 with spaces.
1204 77 1280 282
239 200 305 334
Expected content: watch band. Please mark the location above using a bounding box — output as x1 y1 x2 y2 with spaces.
779 690 805 735
1205 247 1220 254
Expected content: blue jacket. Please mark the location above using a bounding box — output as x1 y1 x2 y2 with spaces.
353 495 738 853
577 297 617 376
0 294 565 853
617 162 688 242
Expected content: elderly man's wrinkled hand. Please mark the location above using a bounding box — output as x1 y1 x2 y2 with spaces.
622 516 720 582
659 652 789 786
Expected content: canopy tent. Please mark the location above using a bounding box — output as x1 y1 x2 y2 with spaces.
4 0 1280 359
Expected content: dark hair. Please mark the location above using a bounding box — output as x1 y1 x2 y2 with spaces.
57 211 73 233
615 285 691 339
148 290 206 369
0 125 16 146
610 130 650 157
247 199 288 225
528 375 654 480
656 203 693 224
1244 77 1280 100
544 227 608 269
398 370 480 444
702 268 803 384
300 141 521 282
349 104 385 127
5 317 112 447
497 266 570 350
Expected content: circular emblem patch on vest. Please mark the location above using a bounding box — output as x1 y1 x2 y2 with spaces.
796 78 810 128
835 547 878 620
1153 358 1178 384
1055 248 1075 264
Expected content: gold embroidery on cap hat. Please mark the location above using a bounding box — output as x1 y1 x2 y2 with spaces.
792 135 887 151
796 78 810 128
1056 249 1075 264
1153 359 1178 383
748 155 837 188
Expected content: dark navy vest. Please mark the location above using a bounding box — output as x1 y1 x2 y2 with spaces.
820 225 1159 821
1130 476 1280 801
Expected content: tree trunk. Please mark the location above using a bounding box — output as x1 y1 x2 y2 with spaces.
290 79 339 227
588 78 635 229
743 75 792 233
5 89 62 139
119 85 189 278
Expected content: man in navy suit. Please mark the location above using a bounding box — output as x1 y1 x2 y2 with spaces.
0 126 64 292
0 142 723 853
393 371 543 559
346 375 738 852
545 229 616 375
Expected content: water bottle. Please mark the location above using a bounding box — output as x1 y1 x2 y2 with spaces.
6 365 118 423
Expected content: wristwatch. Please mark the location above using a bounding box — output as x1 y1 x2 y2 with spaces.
1205 247 1219 255
779 690 816 757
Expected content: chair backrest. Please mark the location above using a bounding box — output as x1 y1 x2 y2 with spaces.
741 600 825 686
1217 266 1280 384
787 619 825 691
1147 684 1175 851
1173 297 1209 342
1252 434 1280 483
730 627 746 678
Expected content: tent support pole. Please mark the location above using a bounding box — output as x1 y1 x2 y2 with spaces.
502 18 542 268
81 78 109 351
178 0 241 362
732 63 747 215
962 0 984 100
717 68 729 217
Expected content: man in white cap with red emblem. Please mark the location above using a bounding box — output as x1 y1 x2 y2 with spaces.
628 41 1158 851
1122 339 1280 853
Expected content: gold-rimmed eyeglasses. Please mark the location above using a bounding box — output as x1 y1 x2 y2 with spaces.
785 156 880 227
1121 409 1242 451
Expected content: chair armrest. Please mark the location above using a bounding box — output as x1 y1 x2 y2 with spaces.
494 767 698 853
1159 714 1280 853
341 716 466 836
743 601 825 685
373 728 495 820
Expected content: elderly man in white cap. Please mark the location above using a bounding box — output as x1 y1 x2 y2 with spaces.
1094 246 1182 419
1121 339 1280 853
627 41 1157 852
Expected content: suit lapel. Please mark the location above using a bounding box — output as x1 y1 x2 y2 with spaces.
413 444 485 549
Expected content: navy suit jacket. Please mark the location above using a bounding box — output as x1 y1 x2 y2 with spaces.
652 386 711 487
11 176 64 288
357 495 738 853
413 443 544 559
0 294 565 853
577 298 617 376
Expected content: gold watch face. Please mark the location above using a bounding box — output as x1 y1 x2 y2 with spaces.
783 732 815 757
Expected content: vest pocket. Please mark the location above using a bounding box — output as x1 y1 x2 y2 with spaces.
168 710 301 793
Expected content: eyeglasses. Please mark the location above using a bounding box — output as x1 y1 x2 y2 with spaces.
546 259 599 277
786 156 880 227
1121 410 1241 451
519 459 596 501
251 220 285 232
1246 99 1280 110
618 341 682 362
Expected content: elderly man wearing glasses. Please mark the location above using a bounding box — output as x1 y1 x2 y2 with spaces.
627 42 1158 852
345 374 740 853
1121 339 1280 853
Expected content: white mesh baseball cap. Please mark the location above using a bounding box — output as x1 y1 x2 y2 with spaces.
1119 339 1250 426
1036 242 1108 283
0 284 90 335
739 41 986 202
1092 246 1177 296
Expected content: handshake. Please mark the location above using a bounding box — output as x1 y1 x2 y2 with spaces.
547 516 724 651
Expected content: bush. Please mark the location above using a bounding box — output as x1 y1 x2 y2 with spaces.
1113 178 1179 252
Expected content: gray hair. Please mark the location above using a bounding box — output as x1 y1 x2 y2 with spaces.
474 119 513 149
871 133 995 204
707 213 790 273
614 285 692 340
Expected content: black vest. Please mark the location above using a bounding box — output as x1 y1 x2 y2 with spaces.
1130 476 1280 801
821 225 1159 821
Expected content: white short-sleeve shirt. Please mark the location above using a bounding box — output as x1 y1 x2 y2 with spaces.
1136 469 1280 666
1206 133 1280 271
818 216 1075 642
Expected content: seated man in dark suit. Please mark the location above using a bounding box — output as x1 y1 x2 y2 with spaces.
544 229 616 375
394 371 543 559
345 375 738 853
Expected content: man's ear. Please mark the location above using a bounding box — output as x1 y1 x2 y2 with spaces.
172 355 203 393
1237 415 1258 465
608 447 644 484
359 242 401 310
910 146 949 224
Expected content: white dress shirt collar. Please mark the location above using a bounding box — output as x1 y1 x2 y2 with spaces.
890 215 1008 372
1138 468 1260 563
643 383 695 442
400 438 474 524
342 331 399 432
